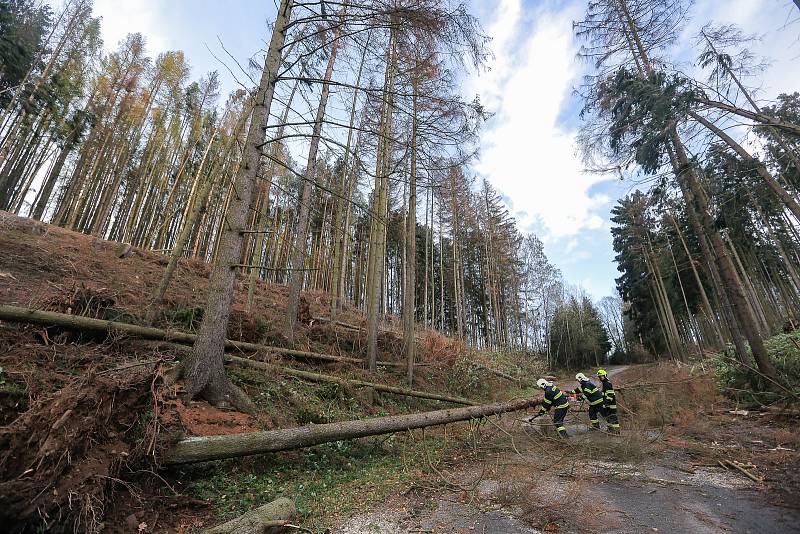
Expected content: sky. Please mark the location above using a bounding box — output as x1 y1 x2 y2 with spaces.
54 0 800 300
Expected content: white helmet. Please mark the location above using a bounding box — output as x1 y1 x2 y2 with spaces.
576 373 588 382
536 378 550 389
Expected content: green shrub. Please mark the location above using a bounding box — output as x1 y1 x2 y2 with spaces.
446 355 485 396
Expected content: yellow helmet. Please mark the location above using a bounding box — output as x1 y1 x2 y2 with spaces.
596 369 608 377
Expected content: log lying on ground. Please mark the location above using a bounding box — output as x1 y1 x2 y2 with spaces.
226 355 476 405
473 364 520 383
313 315 419 339
718 459 763 484
165 396 544 464
205 497 296 534
0 305 404 367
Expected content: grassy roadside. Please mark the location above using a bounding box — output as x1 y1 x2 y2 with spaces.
179 425 478 529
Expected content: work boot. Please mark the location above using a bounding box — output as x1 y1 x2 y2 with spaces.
590 421 600 430
557 428 569 438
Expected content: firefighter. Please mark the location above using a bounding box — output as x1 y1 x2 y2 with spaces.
536 378 570 437
596 368 620 433
570 373 605 430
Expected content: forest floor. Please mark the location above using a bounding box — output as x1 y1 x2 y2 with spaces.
0 211 537 531
333 364 800 534
1 211 799 533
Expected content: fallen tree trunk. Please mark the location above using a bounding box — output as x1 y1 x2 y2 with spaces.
473 364 520 383
313 315 417 339
205 497 296 534
0 305 404 367
226 355 476 405
165 396 543 464
313 316 363 332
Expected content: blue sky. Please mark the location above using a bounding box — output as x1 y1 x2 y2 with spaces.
54 0 800 299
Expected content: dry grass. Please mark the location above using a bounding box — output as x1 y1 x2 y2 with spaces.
616 362 719 432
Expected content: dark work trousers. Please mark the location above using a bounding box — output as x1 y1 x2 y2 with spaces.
553 406 569 437
603 405 620 430
588 403 603 428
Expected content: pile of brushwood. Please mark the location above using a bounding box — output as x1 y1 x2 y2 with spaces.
712 329 800 406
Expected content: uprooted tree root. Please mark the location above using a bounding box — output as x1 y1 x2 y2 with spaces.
0 365 163 533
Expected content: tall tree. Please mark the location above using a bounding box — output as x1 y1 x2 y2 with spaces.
176 0 294 410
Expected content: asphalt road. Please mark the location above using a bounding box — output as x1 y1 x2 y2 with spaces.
335 364 800 534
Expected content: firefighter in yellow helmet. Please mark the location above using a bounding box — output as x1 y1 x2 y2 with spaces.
596 369 620 433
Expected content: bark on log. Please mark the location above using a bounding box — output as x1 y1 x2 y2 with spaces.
226 355 476 405
165 396 543 464
205 497 296 534
0 305 404 367
473 364 520 383
313 315 413 339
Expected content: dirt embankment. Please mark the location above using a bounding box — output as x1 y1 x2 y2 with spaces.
0 211 536 532
0 368 156 532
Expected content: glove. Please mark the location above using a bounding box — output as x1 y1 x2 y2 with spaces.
537 407 546 416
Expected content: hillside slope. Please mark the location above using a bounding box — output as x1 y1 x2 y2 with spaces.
0 211 539 532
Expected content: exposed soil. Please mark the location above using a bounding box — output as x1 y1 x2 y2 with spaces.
0 211 522 532
162 395 265 436
0 367 157 533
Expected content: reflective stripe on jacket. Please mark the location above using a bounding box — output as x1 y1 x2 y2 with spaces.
600 376 617 408
571 379 604 406
541 385 570 411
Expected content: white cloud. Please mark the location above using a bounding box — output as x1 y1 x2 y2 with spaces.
93 0 169 54
469 0 613 241
686 0 800 103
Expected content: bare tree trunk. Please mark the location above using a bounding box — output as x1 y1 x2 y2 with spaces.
366 33 397 371
423 187 430 327
331 34 369 319
285 11 344 344
246 76 301 313
666 235 701 352
178 0 294 411
671 133 778 381
31 114 85 220
669 212 725 348
404 83 418 385
146 114 246 324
